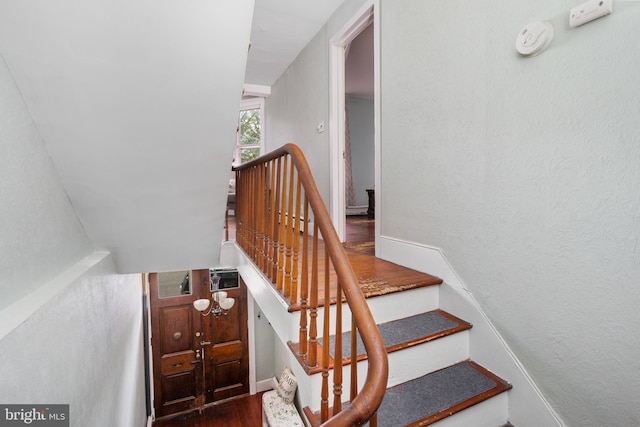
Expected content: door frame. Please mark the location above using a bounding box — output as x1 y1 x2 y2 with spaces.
329 0 380 251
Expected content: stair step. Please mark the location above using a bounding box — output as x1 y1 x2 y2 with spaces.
304 360 511 427
289 309 471 375
325 309 471 361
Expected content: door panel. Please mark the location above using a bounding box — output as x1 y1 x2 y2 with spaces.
161 369 198 408
202 276 249 403
160 307 194 354
150 269 249 419
150 271 203 418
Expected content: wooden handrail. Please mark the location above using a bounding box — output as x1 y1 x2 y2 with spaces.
234 143 388 426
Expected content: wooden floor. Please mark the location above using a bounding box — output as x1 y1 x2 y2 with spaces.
227 215 442 310
153 393 264 427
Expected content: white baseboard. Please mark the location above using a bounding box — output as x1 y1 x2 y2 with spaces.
256 378 276 393
346 205 368 216
378 235 566 427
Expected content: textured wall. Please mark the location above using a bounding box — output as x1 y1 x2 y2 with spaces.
0 255 147 427
380 0 640 426
266 0 370 206
0 55 92 310
1 53 146 427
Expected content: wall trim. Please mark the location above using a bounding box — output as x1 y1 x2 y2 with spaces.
378 236 566 427
256 378 275 393
0 250 110 341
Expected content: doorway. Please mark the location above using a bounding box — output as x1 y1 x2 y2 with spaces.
149 269 249 419
329 1 379 254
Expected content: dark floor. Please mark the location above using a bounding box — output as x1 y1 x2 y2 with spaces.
152 392 265 427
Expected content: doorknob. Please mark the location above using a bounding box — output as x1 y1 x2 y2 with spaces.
195 349 201 359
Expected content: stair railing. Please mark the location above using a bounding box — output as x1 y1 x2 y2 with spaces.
234 143 387 426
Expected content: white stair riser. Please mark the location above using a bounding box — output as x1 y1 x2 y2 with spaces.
429 391 509 427
387 331 469 388
294 284 439 342
367 285 439 325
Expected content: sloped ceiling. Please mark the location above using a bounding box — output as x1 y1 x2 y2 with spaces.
245 0 348 86
0 0 254 273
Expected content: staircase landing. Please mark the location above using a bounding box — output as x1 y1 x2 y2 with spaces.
287 216 442 311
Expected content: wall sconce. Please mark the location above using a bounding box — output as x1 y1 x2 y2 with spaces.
193 272 235 317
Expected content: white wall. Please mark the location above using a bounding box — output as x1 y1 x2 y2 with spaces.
0 254 147 427
0 54 92 310
265 0 371 206
380 1 640 426
254 300 276 382
0 0 255 274
0 54 146 427
347 96 375 206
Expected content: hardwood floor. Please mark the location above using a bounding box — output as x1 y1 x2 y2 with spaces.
227 215 441 309
152 393 265 427
345 215 376 251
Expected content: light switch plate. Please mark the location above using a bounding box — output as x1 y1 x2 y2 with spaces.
570 0 613 28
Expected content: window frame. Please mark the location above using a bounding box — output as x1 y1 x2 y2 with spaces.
234 97 265 167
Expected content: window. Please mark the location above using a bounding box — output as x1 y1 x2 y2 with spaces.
234 98 264 166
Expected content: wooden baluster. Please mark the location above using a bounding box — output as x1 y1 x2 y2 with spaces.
263 162 271 275
252 165 259 267
320 244 331 423
234 169 240 245
276 156 288 292
249 166 257 259
290 177 302 305
244 167 251 255
350 318 358 402
298 194 309 359
370 412 378 427
258 163 268 274
242 168 249 252
308 221 319 368
271 157 282 284
333 278 343 416
283 163 295 300
266 159 276 282
237 169 246 251
253 166 260 260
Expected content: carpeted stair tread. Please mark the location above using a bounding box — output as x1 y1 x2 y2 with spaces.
304 361 511 427
318 309 471 362
374 361 509 426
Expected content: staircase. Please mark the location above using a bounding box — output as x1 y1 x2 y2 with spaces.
230 145 516 426
294 279 513 427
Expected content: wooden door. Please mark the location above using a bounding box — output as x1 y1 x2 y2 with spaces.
150 269 249 419
202 276 249 403
150 270 204 418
